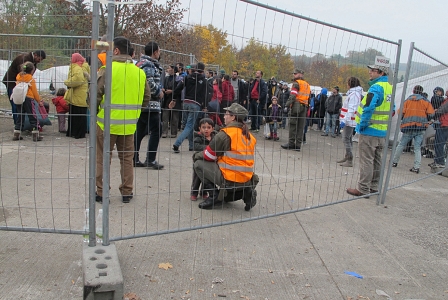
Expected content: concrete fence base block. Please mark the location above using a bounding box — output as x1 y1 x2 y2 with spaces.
83 242 123 300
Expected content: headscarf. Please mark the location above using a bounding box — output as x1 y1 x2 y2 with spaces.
71 53 85 67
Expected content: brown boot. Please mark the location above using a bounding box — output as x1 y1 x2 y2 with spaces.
337 154 347 163
340 155 353 167
13 130 23 141
32 130 43 142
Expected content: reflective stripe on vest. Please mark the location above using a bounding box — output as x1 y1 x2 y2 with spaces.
355 81 392 132
217 127 256 183
294 79 311 105
97 61 147 135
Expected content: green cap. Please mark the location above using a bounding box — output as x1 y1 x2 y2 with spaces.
223 103 248 120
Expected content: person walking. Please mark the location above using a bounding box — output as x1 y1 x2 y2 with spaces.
95 36 151 204
391 85 435 173
347 57 393 197
281 69 310 151
337 77 363 167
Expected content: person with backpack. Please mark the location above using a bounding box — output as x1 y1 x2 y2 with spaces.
12 62 43 142
3 50 46 125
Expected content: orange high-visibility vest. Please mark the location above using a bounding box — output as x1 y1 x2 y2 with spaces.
291 79 311 105
217 127 256 183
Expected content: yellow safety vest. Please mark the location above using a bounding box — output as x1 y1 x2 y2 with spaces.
97 61 147 135
355 81 392 132
217 127 256 183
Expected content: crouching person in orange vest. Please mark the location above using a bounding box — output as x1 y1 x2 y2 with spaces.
193 103 259 210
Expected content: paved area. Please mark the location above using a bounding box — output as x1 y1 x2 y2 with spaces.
0 114 447 299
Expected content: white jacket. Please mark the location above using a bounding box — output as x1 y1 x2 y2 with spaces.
340 86 363 127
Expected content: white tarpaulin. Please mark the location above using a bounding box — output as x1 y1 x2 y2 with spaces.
0 59 69 94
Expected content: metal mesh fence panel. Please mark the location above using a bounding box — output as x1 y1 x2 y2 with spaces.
382 43 448 195
0 0 406 240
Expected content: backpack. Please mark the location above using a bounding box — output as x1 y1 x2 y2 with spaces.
11 80 32 105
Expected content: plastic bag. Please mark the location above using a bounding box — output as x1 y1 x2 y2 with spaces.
263 123 270 138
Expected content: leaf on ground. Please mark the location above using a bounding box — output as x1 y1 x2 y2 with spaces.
158 262 173 270
375 289 390 298
124 292 141 300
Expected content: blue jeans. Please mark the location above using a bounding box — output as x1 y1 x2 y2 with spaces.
325 112 338 135
174 102 200 150
392 131 424 168
434 125 448 165
269 121 278 136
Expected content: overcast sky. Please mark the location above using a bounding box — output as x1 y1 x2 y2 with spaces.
180 0 448 65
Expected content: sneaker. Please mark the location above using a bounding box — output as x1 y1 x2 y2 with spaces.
134 161 146 167
173 145 180 153
190 195 197 201
409 167 419 174
122 193 133 203
392 163 397 167
321 133 328 136
145 161 164 170
428 162 445 168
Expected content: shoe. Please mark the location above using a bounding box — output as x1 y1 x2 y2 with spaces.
340 158 353 167
346 188 369 198
337 155 347 164
392 162 397 167
122 193 133 203
202 193 209 200
13 130 23 141
134 161 146 167
255 129 259 133
370 189 378 193
145 161 164 170
59 130 67 133
274 136 279 141
321 133 328 136
189 148 193 151
198 184 222 209
409 167 420 174
190 195 197 201
32 131 43 142
244 189 257 211
173 145 179 153
281 143 300 151
168 134 177 138
265 136 272 140
331 134 336 138
95 193 103 203
161 133 167 138
428 162 445 168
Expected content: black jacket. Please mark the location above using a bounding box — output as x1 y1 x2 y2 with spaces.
174 72 212 108
325 94 342 114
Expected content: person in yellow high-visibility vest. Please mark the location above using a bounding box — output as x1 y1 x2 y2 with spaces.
95 37 151 204
347 58 393 198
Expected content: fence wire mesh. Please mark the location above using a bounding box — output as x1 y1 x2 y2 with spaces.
383 43 448 194
1 0 444 242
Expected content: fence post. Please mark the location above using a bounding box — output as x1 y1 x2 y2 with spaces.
101 0 116 247
376 40 402 205
380 42 414 205
87 0 101 247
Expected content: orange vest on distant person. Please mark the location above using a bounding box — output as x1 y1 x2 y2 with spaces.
98 52 107 68
291 79 311 105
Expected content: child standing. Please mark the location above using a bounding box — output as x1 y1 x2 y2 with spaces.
266 96 281 140
52 88 69 133
190 118 216 201
13 61 43 142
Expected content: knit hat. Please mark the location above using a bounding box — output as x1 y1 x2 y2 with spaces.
293 68 305 74
333 86 340 92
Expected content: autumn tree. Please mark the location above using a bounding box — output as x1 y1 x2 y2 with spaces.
99 0 186 48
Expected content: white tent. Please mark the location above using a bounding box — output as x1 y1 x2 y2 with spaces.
0 59 69 94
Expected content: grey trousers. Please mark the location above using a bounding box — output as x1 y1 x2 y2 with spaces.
342 126 355 157
357 134 385 194
193 160 224 188
288 102 307 147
